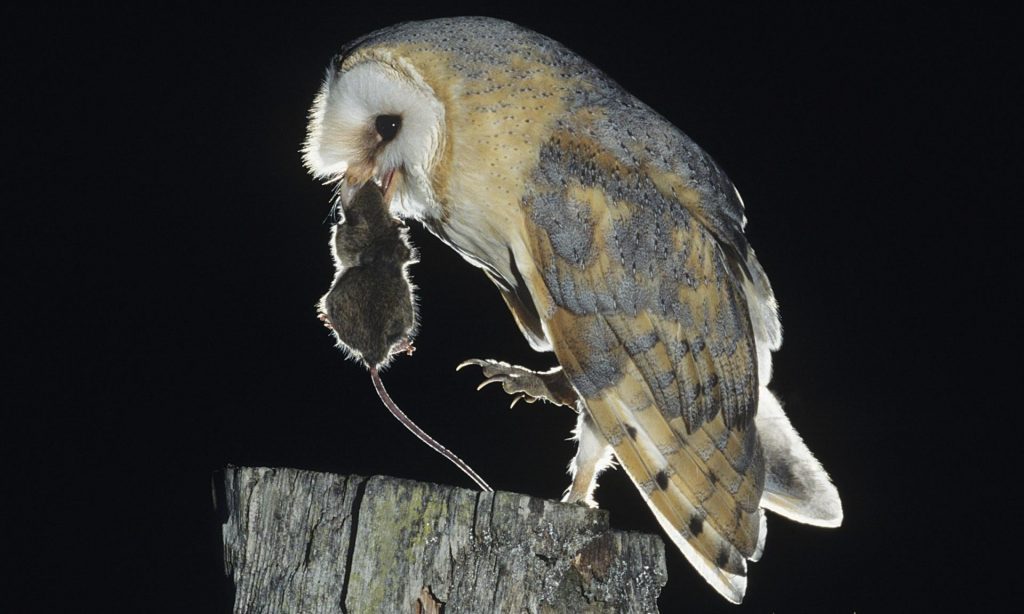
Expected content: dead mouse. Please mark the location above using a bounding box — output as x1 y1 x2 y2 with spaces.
316 181 490 492
317 181 417 369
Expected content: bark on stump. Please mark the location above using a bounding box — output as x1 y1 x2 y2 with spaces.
218 466 666 613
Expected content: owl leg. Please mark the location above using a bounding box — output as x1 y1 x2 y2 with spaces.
457 359 578 409
562 410 615 508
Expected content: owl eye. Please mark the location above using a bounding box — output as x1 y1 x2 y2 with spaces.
374 114 402 143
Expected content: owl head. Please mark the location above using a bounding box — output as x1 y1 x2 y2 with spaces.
300 17 609 324
301 18 584 229
302 44 448 222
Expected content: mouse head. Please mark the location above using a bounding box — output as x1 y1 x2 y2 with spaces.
331 182 403 266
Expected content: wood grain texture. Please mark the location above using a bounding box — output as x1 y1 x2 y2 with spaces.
220 467 667 613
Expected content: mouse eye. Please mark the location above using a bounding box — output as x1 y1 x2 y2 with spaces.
375 114 402 143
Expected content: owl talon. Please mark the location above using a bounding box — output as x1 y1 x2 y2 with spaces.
476 376 504 392
459 358 578 408
509 393 538 409
456 358 490 372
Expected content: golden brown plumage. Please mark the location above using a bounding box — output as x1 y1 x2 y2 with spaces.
511 132 767 597
303 17 842 603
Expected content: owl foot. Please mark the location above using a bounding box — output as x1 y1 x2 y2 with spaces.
561 489 599 508
457 359 578 409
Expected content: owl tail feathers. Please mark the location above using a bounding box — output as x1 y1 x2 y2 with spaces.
645 501 749 604
756 388 843 528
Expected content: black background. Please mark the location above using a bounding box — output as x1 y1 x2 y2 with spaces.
6 4 1017 612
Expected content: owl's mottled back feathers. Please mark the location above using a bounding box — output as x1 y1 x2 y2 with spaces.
305 17 840 603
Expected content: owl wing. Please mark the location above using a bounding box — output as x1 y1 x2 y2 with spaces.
518 172 765 602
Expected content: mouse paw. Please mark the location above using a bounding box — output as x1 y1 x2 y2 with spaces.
392 338 415 357
318 311 335 331
456 359 578 409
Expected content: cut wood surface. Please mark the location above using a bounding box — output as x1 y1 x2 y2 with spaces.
219 467 667 613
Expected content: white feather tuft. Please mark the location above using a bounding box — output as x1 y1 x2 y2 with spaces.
756 388 843 527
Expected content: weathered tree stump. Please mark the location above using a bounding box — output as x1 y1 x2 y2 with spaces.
218 467 666 613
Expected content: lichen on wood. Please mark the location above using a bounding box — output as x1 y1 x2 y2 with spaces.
220 467 666 613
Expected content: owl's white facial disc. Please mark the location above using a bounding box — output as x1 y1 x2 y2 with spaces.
303 61 445 220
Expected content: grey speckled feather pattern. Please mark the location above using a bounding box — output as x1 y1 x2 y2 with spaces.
339 18 754 256
304 17 840 603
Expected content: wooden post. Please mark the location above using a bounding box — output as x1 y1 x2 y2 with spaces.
218 467 667 613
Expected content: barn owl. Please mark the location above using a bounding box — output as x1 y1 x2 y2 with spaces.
303 17 842 603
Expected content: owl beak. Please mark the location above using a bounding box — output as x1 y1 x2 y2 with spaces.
379 167 396 198
336 166 402 215
377 166 402 211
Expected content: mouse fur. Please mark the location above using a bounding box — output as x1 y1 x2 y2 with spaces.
318 183 418 368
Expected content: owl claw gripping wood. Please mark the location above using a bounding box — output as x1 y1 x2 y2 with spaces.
304 17 842 603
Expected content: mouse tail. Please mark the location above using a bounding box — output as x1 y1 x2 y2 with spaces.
370 367 493 492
